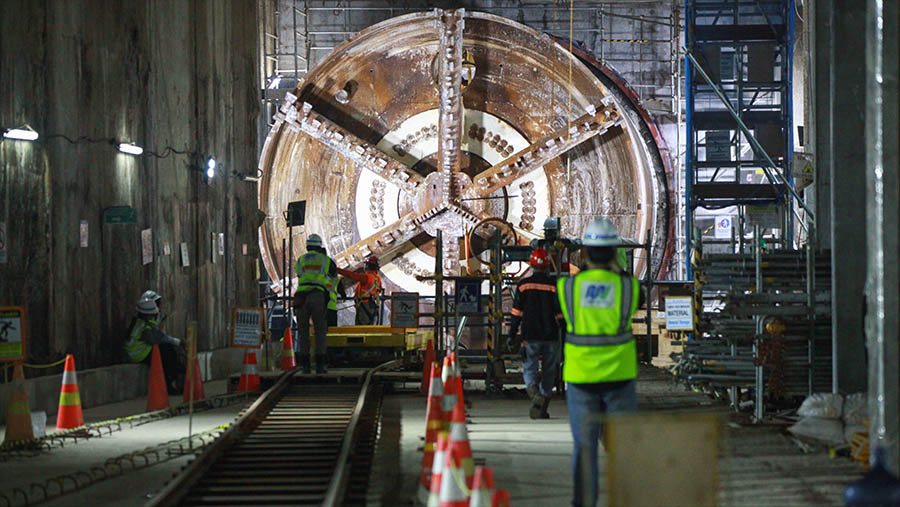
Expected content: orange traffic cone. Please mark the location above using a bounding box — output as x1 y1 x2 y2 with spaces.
439 445 470 507
238 350 261 391
56 354 85 429
456 375 466 412
419 361 445 503
427 431 450 507
441 356 457 429
448 397 475 488
421 338 435 394
469 466 496 507
491 489 511 507
146 345 170 411
4 362 34 443
183 356 205 403
282 327 296 371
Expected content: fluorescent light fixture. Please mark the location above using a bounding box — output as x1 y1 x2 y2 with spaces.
206 157 216 178
117 142 143 156
3 126 39 141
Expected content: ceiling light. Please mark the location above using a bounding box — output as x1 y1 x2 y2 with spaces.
117 142 143 156
3 126 39 141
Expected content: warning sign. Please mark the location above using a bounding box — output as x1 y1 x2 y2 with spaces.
454 278 482 314
714 216 733 239
0 306 27 362
231 307 265 348
665 297 694 331
391 292 419 329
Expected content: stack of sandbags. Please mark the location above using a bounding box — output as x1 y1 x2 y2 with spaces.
788 392 867 447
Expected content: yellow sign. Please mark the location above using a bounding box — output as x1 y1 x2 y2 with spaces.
0 306 27 362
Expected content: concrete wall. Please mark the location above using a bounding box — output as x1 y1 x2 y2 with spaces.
0 1 261 372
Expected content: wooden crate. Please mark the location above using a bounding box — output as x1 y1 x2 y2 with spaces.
605 411 723 507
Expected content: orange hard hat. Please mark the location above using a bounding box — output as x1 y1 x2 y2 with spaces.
528 248 550 267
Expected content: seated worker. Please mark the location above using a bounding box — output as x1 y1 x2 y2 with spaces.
337 255 383 325
124 292 184 394
507 248 564 419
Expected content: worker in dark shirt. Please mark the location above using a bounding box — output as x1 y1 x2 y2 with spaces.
507 248 564 419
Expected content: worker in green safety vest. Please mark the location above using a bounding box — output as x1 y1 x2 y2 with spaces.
557 217 641 507
292 234 337 374
124 291 184 394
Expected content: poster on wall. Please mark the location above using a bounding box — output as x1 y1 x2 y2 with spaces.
141 228 153 265
0 222 7 263
180 242 190 267
0 306 27 362
80 220 89 248
231 307 265 348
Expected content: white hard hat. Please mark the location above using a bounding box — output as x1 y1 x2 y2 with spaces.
136 297 159 315
141 290 161 302
582 217 620 246
306 234 323 248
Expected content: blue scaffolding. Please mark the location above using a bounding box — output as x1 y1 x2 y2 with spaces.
684 0 796 278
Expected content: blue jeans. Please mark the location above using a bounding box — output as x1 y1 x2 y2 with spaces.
566 380 637 507
522 341 561 398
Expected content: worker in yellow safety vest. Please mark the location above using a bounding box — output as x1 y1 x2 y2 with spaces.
557 217 641 507
293 234 337 374
124 291 184 394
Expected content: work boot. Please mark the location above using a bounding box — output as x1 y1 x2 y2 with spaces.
299 354 311 374
525 384 538 401
530 394 546 420
539 397 551 419
315 354 328 374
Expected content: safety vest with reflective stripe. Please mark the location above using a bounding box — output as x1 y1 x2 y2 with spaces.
354 272 382 303
295 252 334 294
557 269 639 383
125 318 156 363
325 280 338 311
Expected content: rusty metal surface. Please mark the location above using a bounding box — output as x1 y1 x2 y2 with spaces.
259 11 672 295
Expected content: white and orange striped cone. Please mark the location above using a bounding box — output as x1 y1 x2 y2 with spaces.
281 327 296 371
427 431 450 507
441 355 457 430
419 361 445 503
469 466 496 507
491 489 511 507
421 338 435 394
448 397 475 488
439 445 471 507
57 354 85 429
3 362 34 443
238 350 260 391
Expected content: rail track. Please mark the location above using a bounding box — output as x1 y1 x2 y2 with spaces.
147 361 398 506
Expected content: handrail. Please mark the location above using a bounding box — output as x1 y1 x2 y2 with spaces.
322 359 401 507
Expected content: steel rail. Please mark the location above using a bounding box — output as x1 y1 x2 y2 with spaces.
145 369 301 507
322 359 400 507
147 360 400 507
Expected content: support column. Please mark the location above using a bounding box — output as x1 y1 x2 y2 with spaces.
816 0 868 394
864 0 899 474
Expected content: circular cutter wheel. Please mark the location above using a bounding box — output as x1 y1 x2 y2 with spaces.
259 10 673 295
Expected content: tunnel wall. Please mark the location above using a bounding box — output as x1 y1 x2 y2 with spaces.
0 1 260 372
